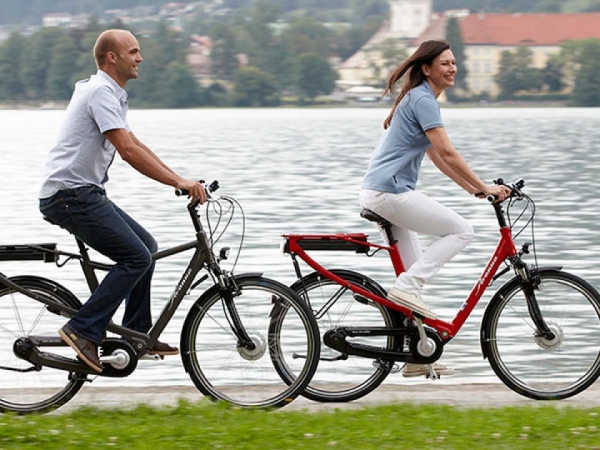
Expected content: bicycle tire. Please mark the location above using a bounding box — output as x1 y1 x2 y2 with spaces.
276 269 401 403
0 276 86 414
180 275 320 409
481 268 600 400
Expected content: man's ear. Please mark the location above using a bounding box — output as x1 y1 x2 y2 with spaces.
106 51 117 64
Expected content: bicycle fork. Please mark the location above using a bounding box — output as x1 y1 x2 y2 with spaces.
212 266 256 350
513 259 555 340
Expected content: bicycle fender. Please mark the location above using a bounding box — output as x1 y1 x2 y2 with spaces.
230 272 264 280
4 275 82 310
480 266 563 360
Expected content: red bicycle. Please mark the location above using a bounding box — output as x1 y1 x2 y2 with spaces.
275 178 600 402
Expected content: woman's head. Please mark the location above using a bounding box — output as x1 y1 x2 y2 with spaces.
383 40 454 129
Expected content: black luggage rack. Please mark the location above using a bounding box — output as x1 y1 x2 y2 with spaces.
0 244 58 263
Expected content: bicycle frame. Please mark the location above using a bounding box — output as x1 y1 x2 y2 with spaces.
282 201 519 342
0 198 252 355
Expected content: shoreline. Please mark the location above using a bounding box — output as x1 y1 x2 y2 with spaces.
0 100 574 111
50 382 600 414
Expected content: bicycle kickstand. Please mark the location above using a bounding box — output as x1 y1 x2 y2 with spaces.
414 318 439 380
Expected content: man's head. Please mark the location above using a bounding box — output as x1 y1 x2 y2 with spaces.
93 29 143 87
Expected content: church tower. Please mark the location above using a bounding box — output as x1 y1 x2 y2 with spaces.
389 0 432 39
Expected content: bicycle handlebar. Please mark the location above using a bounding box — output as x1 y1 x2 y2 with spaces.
175 180 220 198
477 178 526 203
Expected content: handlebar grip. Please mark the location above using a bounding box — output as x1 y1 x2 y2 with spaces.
175 180 219 197
474 192 496 202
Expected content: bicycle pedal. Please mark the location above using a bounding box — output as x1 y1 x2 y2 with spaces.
425 366 439 380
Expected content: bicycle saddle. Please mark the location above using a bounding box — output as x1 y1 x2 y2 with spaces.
360 209 391 227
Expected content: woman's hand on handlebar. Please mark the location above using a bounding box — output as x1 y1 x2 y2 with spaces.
176 179 207 204
481 184 511 202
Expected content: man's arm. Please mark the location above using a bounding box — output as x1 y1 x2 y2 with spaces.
104 128 206 201
129 131 180 177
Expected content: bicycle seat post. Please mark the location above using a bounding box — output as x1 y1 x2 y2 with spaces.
75 238 99 293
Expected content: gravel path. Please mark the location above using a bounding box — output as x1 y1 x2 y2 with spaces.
53 382 600 414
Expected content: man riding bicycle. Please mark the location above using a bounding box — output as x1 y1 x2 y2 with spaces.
38 29 206 373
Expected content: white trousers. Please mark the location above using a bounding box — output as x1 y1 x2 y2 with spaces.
359 189 474 295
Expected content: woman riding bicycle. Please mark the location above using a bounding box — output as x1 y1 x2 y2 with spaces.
359 39 510 377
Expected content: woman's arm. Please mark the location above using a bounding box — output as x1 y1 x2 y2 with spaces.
425 127 509 199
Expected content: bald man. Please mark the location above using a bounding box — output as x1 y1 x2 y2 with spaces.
39 29 206 372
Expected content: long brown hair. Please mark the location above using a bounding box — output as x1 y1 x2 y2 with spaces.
382 39 451 129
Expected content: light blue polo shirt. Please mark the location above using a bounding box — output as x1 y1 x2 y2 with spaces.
39 70 131 199
362 81 443 194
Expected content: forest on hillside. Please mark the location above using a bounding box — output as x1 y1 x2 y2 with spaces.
2 0 600 107
1 0 600 26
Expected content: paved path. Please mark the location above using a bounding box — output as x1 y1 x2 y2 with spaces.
56 382 600 414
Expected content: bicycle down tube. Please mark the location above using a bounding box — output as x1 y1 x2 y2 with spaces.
283 214 517 341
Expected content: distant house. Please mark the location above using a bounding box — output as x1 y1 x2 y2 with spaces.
187 35 213 83
42 13 90 29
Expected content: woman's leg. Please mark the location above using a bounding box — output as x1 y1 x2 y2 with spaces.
360 189 474 295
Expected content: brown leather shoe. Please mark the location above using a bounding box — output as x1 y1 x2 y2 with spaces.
148 341 179 356
58 324 103 372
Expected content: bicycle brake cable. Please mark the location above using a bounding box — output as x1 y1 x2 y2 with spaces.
507 192 539 268
203 195 245 273
221 195 246 272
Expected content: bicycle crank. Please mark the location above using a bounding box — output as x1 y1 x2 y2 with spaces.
323 325 444 365
99 338 138 377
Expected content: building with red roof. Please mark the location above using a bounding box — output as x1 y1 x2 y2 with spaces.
338 1 600 99
459 13 600 95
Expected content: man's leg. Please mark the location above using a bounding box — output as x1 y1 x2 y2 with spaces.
113 204 157 334
40 186 154 344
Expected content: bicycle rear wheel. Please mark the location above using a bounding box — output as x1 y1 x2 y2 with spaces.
0 276 86 414
180 275 320 409
482 269 600 400
278 269 400 402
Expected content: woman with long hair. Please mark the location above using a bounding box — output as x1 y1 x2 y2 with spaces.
359 39 510 377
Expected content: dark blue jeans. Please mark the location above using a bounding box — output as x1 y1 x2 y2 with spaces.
39 185 157 344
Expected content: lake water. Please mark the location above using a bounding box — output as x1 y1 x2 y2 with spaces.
1 106 600 390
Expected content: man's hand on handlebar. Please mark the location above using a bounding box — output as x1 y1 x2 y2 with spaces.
176 179 207 204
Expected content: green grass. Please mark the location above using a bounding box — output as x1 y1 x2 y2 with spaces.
0 400 599 449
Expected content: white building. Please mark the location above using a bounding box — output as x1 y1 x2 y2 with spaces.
337 0 433 92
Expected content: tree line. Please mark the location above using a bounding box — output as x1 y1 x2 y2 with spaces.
1 0 600 107
3 0 599 27
492 40 600 105
0 0 386 107
433 0 600 13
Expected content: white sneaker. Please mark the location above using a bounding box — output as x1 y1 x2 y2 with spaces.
402 362 455 378
387 287 436 320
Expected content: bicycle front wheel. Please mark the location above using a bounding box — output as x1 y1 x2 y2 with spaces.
181 275 320 409
482 269 600 400
279 269 400 403
0 276 86 414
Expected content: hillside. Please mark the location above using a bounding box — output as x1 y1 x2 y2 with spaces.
1 0 599 26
